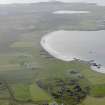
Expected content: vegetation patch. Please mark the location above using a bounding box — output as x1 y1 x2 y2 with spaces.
11 42 35 48
0 100 9 105
12 84 31 101
90 84 105 97
37 76 90 105
81 96 105 105
30 83 52 102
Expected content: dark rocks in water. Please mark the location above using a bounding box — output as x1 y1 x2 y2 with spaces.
91 63 98 66
97 66 101 69
97 64 102 69
91 63 102 69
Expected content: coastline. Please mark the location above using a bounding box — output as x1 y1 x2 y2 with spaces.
40 33 75 61
40 31 105 74
91 65 105 73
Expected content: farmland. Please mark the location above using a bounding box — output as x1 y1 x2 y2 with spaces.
0 2 105 105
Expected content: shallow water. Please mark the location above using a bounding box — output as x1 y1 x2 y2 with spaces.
41 30 105 73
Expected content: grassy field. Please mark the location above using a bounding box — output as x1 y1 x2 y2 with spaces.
81 96 105 105
30 83 52 102
90 84 105 97
11 83 52 102
0 100 9 105
12 84 31 101
1 31 105 105
11 42 36 48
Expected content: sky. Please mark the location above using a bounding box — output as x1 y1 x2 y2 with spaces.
0 0 105 6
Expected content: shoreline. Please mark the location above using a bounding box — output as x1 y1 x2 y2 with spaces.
91 65 105 74
40 32 76 62
40 31 105 74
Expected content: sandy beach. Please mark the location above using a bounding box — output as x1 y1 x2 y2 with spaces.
40 31 105 73
40 33 75 61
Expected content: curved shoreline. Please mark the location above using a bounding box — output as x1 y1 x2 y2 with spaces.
40 33 75 61
40 31 105 74
91 65 105 73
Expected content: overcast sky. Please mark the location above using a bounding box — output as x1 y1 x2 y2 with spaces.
0 0 105 5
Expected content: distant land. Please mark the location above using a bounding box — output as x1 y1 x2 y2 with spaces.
0 0 105 6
